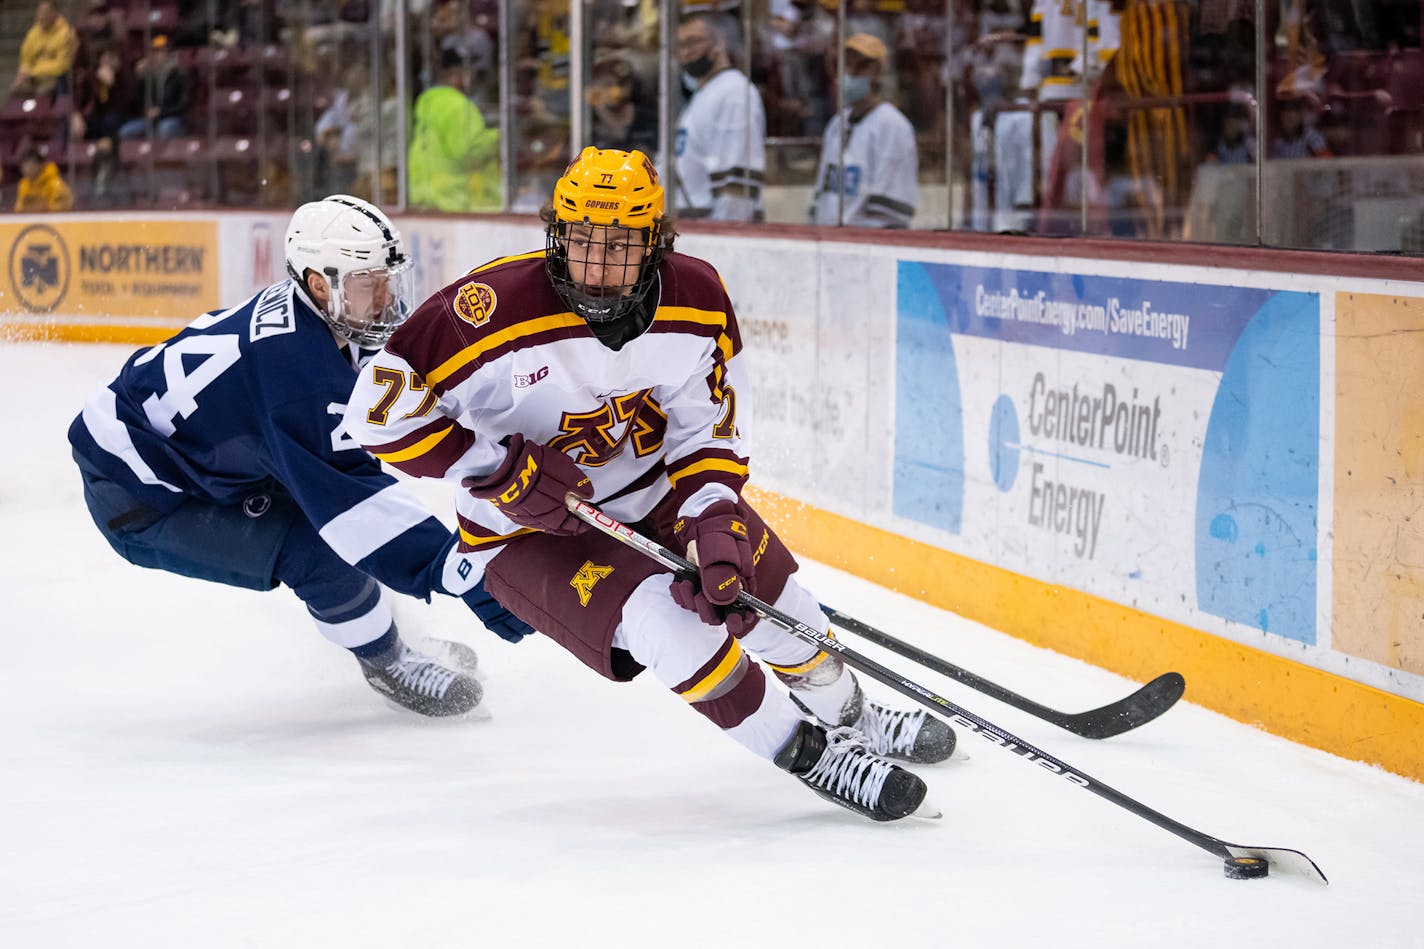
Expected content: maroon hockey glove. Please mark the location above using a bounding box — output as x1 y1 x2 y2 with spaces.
463 433 592 535
670 499 758 634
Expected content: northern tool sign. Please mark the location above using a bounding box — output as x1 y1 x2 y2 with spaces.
1 219 219 321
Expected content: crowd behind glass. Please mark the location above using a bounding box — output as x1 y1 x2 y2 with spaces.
4 0 1423 251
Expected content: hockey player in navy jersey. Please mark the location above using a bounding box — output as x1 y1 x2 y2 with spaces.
343 148 955 821
68 195 530 717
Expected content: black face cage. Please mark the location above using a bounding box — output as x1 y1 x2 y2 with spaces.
545 219 665 325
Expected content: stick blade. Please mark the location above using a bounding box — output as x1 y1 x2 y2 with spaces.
1067 672 1186 739
1225 844 1329 885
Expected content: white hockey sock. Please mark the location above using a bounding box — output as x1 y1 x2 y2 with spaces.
738 578 828 667
615 576 810 762
737 579 858 724
724 685 805 761
787 665 859 726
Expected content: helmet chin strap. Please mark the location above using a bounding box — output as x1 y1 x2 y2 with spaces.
289 265 322 315
322 265 345 323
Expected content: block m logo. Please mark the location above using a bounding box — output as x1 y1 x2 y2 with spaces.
570 560 613 606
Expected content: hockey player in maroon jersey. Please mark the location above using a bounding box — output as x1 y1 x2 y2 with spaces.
344 147 954 820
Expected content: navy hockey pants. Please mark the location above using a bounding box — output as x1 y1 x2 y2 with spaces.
74 451 382 631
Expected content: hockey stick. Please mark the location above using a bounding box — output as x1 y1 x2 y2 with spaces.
567 496 1328 884
819 605 1185 739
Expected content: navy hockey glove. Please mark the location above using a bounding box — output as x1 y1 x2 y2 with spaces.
671 499 758 635
463 433 593 535
461 579 533 643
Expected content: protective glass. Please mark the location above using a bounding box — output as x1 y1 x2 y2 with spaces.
329 259 416 345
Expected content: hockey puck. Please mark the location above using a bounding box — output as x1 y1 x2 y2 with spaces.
1223 856 1270 880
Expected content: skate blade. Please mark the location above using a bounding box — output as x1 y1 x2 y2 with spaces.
381 697 493 723
908 797 943 821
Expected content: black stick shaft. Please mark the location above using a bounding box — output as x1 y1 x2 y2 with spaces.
820 605 1186 739
566 497 1325 881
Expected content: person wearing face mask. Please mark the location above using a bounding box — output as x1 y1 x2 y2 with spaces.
588 53 658 154
809 33 917 228
673 13 766 222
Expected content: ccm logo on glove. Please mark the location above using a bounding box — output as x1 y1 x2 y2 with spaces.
671 499 760 635
464 433 592 535
495 454 548 504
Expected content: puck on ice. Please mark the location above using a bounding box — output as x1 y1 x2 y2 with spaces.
1223 856 1269 880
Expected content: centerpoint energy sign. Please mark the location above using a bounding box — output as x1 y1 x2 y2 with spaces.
894 260 1321 646
1 219 219 320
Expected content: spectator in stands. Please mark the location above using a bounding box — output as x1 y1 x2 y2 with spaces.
170 0 216 48
170 0 278 50
756 2 816 140
810 33 917 228
310 56 402 201
431 0 496 98
1319 106 1353 157
587 53 657 154
117 35 192 142
70 45 134 203
9 1 78 99
74 2 129 72
314 61 371 196
408 48 501 212
673 12 766 222
847 0 892 47
14 147 73 212
965 22 1026 231
896 0 950 143
783 0 835 136
1271 94 1332 159
1208 102 1258 164
209 0 281 49
508 56 570 214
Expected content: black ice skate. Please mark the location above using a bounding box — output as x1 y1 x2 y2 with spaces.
358 640 483 717
794 679 956 764
774 720 937 822
436 638 480 673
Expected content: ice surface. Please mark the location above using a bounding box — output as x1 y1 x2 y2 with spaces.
2 341 1421 948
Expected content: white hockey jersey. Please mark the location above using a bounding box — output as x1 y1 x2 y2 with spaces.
1024 0 1086 100
342 251 754 582
674 67 766 221
1088 0 1121 69
810 100 918 228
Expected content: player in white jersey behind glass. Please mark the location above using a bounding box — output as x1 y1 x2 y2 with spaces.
673 13 766 222
809 33 918 228
67 196 531 718
344 147 957 822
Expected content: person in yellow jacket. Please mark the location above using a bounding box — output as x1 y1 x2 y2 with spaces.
9 1 77 98
408 49 500 212
15 148 74 212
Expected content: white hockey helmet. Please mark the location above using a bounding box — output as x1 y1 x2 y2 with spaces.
285 194 416 347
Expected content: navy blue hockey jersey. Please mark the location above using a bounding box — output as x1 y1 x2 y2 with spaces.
68 280 458 600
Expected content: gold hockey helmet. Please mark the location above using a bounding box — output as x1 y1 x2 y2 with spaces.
551 146 665 229
545 147 669 345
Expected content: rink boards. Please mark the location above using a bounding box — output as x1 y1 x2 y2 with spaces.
3 211 1421 781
